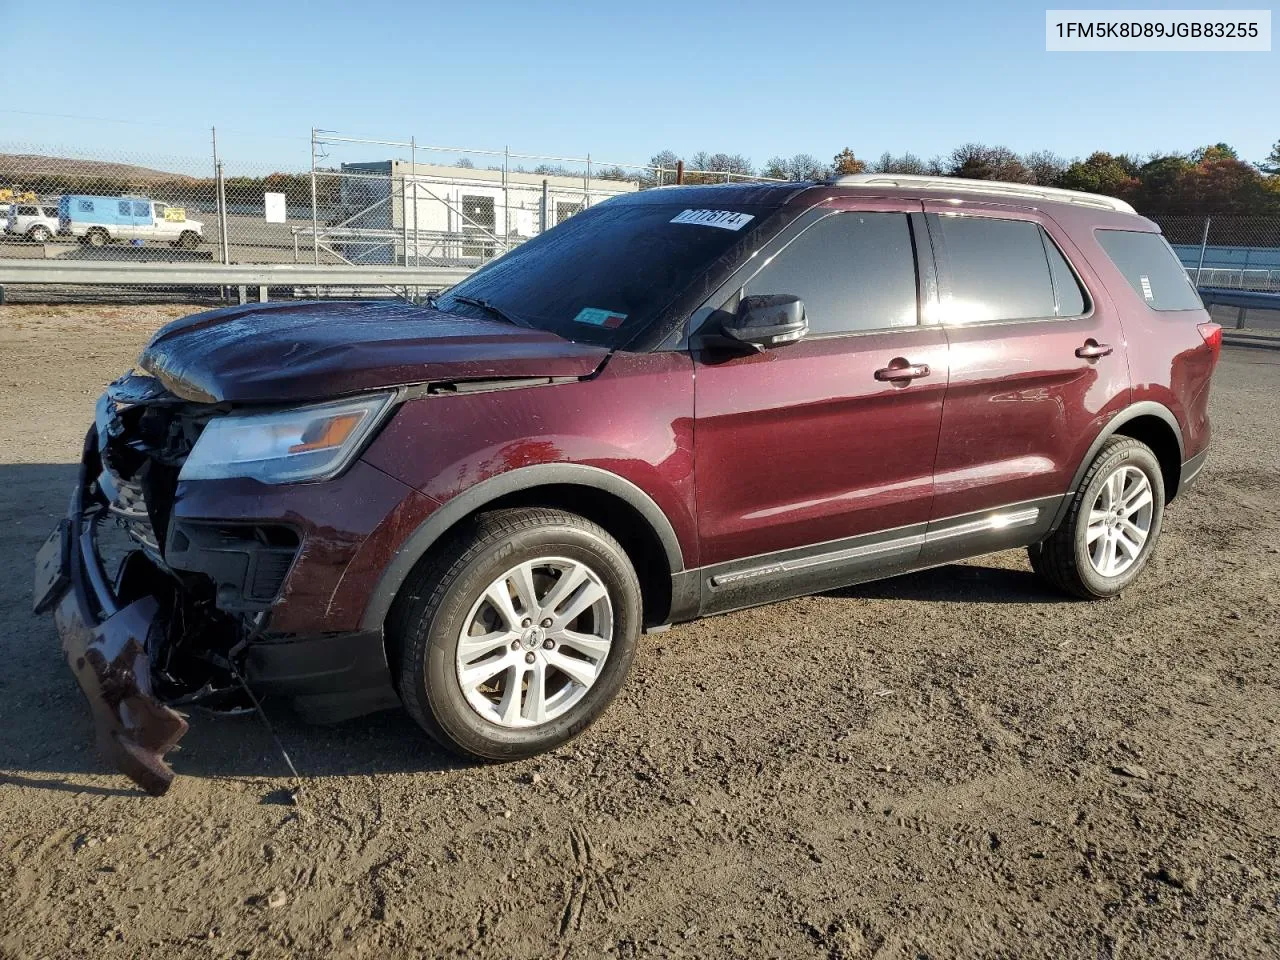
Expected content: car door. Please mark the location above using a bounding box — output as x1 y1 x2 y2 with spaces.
921 202 1131 564
691 198 949 614
111 199 136 240
132 199 159 241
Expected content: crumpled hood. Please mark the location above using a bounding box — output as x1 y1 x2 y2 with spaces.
138 300 610 404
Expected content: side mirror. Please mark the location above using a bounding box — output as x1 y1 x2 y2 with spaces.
722 294 808 349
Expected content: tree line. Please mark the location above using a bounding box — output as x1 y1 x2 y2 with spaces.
647 140 1280 217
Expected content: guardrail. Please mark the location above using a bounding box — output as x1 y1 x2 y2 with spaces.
0 260 473 304
0 260 471 288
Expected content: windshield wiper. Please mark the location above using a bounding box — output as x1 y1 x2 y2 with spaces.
450 295 528 328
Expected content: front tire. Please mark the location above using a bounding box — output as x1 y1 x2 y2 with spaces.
1029 436 1165 599
28 225 51 243
389 507 642 761
176 231 200 250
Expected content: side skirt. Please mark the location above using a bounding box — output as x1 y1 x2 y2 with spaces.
680 496 1064 619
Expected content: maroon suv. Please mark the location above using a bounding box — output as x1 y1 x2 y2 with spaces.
34 175 1222 793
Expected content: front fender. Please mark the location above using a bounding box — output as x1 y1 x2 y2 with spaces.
355 462 686 632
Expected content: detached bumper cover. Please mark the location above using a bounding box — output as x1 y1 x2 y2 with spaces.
55 594 188 796
34 434 188 796
35 427 401 795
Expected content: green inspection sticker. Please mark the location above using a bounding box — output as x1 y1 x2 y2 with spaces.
573 307 628 329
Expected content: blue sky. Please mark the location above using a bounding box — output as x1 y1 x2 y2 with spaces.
0 0 1275 172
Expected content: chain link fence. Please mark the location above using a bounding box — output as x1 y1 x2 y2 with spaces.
0 131 785 303
1153 215 1280 333
1154 215 1280 291
2 138 1279 315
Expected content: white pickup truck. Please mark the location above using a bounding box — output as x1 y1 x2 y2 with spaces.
59 195 204 249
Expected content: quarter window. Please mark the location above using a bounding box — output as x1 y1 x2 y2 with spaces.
133 201 150 217
118 201 131 216
1095 229 1203 311
1043 232 1086 316
740 212 918 335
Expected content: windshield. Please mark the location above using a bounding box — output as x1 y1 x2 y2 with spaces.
434 198 770 347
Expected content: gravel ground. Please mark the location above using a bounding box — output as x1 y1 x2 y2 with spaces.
0 304 1277 959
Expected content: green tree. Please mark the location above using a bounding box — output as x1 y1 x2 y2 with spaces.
1190 142 1238 162
1133 154 1193 212
1057 152 1140 199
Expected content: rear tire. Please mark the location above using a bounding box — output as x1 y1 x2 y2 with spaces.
389 507 642 761
85 228 109 247
27 225 51 243
1029 436 1165 599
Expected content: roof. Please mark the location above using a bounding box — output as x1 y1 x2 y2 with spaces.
389 160 639 193
621 181 810 207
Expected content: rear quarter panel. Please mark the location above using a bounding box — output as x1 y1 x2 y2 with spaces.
1062 209 1214 460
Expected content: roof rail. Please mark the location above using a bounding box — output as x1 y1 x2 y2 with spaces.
825 173 1136 214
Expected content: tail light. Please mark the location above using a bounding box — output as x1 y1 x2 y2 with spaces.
1197 322 1222 356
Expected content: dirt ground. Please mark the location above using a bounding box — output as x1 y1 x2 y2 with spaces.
0 304 1277 960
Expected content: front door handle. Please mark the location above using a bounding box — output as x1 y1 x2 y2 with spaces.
1075 339 1113 359
874 358 931 383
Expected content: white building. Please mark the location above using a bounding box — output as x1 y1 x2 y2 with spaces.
335 160 639 264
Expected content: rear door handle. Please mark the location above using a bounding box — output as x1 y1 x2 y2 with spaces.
874 359 931 383
1075 339 1113 359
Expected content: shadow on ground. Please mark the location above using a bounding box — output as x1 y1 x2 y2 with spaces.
829 563 1065 605
1 460 1063 795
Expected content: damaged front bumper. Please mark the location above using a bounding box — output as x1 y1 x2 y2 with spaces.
33 430 189 796
34 403 402 796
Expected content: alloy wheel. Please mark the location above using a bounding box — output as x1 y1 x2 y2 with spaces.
455 556 613 728
1086 465 1154 577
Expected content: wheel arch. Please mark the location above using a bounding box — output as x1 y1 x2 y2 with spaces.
360 464 686 635
1052 401 1185 530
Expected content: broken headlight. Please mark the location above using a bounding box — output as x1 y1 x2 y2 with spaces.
178 393 394 484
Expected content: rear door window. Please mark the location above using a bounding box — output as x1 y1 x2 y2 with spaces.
1095 229 1203 311
739 212 918 334
931 215 1063 323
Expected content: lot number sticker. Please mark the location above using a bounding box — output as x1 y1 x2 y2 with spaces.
670 209 755 231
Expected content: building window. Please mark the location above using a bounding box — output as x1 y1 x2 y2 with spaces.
460 195 496 259
556 201 583 225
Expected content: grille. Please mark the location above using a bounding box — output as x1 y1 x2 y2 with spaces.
249 549 296 601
